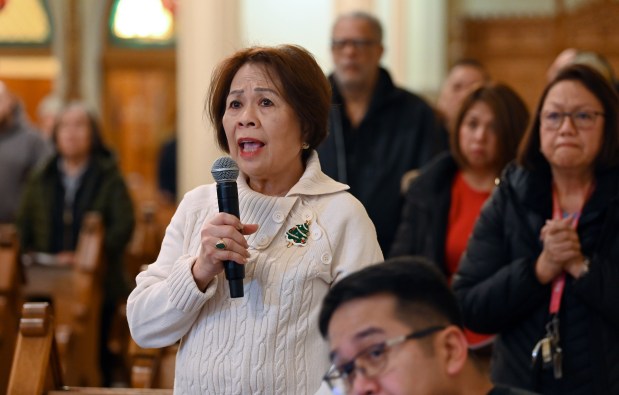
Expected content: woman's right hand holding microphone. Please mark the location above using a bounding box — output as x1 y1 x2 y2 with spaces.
192 212 258 291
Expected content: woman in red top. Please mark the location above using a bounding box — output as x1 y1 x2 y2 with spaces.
390 83 530 350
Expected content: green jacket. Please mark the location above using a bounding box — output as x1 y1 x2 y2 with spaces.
17 152 135 301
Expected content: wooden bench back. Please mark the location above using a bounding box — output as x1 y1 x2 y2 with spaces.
22 212 105 387
0 224 23 395
7 302 63 395
8 302 172 395
128 337 177 389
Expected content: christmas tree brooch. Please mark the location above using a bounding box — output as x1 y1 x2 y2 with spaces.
285 219 311 247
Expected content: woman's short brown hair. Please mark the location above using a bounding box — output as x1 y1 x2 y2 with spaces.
207 45 331 162
451 83 530 173
517 64 619 171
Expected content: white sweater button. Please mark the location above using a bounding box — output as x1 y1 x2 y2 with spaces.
257 234 269 247
272 211 285 223
311 228 322 240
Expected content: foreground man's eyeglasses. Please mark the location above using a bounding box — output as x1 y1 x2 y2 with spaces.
323 325 446 394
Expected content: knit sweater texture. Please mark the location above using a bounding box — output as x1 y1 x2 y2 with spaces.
127 152 383 394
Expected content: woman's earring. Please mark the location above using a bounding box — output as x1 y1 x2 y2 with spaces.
302 142 310 150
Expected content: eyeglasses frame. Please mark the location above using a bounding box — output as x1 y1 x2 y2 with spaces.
540 110 605 131
323 325 446 391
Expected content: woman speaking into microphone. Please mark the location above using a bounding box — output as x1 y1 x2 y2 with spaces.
127 45 382 394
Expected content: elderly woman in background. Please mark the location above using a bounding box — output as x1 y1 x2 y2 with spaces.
17 101 135 386
127 45 382 394
390 83 529 351
453 64 619 394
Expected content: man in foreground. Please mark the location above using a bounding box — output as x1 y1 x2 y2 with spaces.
318 256 537 395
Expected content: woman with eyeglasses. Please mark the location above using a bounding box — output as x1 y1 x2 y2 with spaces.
453 64 619 394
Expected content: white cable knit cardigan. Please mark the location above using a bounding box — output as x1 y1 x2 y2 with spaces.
127 153 383 394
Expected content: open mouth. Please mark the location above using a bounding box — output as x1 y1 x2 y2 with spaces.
238 138 265 154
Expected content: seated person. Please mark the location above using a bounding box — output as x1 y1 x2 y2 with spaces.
318 256 537 395
17 101 135 386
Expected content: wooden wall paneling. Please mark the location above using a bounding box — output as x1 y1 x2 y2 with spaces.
1 78 53 126
462 16 558 110
460 1 619 113
101 48 176 205
565 2 619 69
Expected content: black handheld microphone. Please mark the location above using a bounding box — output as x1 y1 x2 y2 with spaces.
211 157 244 298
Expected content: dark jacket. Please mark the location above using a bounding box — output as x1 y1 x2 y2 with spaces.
489 385 539 395
318 68 445 252
389 152 457 275
17 152 135 302
453 163 619 395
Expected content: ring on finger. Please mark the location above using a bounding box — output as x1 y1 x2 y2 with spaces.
215 239 227 250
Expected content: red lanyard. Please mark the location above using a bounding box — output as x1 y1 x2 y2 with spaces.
548 182 593 314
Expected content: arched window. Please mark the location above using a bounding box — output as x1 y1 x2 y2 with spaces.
109 0 175 47
0 0 53 46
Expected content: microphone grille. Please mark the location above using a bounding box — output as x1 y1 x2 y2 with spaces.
211 156 239 183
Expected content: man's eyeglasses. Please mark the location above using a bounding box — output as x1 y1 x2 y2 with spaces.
331 39 378 52
540 110 604 131
323 325 445 394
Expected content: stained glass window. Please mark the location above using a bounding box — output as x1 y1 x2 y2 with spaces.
0 0 52 46
109 0 176 47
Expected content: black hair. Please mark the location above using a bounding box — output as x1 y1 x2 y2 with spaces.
319 256 464 338
518 64 619 171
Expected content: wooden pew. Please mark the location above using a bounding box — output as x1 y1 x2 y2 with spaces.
105 202 166 386
22 213 105 387
122 263 177 390
127 337 177 389
0 224 23 395
124 198 175 281
106 200 178 390
8 302 172 395
7 302 63 395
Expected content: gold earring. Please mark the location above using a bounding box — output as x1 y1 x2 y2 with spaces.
302 142 310 149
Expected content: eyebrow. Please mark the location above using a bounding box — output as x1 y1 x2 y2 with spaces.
329 327 385 361
228 87 280 96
